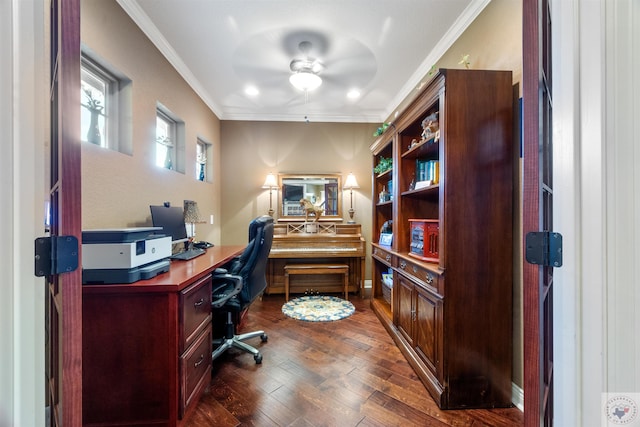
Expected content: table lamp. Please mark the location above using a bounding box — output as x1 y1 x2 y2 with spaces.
262 172 278 216
183 200 205 248
343 172 360 224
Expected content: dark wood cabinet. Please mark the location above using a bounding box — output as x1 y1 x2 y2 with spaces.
370 69 515 409
82 246 244 426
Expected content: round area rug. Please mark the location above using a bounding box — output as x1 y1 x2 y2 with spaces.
282 295 355 322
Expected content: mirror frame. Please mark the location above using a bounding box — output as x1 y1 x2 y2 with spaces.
277 173 343 222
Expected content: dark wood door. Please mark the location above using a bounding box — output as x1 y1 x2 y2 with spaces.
395 275 414 345
523 0 554 425
46 0 82 425
414 285 441 378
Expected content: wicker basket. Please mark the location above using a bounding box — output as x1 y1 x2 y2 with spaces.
381 274 393 305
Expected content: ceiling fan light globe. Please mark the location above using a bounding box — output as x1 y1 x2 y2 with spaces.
289 71 322 91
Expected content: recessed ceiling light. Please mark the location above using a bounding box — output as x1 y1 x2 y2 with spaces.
245 85 259 96
347 89 361 99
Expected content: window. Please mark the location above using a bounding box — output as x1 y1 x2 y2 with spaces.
156 104 185 173
80 50 132 154
156 112 176 169
196 138 212 182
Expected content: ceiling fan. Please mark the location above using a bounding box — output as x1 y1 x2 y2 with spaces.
289 41 324 91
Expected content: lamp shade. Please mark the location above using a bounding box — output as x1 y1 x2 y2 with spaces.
262 172 278 188
289 71 322 91
343 173 360 189
183 200 204 223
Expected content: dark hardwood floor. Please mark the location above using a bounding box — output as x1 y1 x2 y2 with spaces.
188 293 524 426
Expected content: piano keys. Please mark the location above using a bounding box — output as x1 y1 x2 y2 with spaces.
266 223 366 297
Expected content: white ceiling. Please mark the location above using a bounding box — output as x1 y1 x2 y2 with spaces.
117 0 489 123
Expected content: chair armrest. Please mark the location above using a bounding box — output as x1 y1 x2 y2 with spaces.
211 273 243 309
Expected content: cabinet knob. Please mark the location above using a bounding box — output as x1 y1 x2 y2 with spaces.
386 254 391 262
194 298 205 307
400 260 407 269
425 273 434 285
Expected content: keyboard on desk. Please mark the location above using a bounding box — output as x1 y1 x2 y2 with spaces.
170 247 205 260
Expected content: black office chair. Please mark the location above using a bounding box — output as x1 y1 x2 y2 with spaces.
211 215 274 364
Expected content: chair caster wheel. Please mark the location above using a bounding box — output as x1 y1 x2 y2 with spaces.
260 333 268 342
254 353 263 364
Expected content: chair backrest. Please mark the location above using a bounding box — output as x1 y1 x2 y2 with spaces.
237 215 274 305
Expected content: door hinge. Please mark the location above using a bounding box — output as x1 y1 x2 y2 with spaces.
34 236 79 277
525 231 563 267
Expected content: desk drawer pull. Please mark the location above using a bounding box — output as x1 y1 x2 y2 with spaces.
194 353 205 367
193 298 205 307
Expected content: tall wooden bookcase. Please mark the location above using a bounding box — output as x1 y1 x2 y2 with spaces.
370 69 515 409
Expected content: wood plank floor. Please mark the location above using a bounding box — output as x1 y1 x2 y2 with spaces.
187 294 524 426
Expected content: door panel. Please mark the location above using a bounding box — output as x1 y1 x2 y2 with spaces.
46 0 82 425
523 0 554 425
395 275 414 345
414 286 441 378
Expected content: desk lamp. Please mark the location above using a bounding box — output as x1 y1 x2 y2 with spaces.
343 173 360 224
262 173 278 216
183 200 205 248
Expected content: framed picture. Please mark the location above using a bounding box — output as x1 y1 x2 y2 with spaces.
379 233 393 246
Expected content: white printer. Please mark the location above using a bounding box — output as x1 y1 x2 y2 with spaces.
82 227 171 284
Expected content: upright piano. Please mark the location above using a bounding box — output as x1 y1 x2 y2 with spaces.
267 223 366 297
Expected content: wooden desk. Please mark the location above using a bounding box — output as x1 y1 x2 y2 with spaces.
82 245 244 427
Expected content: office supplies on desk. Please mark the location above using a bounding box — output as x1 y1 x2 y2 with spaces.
193 240 213 249
170 247 205 260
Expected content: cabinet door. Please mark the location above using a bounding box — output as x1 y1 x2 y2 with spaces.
395 274 415 345
414 286 443 380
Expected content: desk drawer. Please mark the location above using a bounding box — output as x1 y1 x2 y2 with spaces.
180 275 212 352
180 328 212 418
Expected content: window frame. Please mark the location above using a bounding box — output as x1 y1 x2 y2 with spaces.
155 103 185 173
80 49 132 155
196 137 212 182
81 55 119 150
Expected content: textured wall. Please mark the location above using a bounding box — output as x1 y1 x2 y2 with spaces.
220 120 376 254
81 0 222 244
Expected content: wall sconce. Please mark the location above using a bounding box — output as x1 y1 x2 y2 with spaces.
343 172 360 224
262 173 278 216
183 200 205 248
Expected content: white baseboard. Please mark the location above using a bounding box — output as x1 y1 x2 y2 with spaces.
512 382 524 412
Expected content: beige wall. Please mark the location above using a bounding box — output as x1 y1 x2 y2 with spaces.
219 120 376 249
80 0 222 245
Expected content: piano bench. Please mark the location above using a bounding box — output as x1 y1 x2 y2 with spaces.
284 263 350 302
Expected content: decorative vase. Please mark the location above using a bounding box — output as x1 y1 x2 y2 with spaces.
164 148 172 170
87 110 101 145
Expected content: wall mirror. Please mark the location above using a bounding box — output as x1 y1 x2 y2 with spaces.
278 173 342 221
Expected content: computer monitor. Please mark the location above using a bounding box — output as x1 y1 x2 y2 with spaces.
150 205 188 244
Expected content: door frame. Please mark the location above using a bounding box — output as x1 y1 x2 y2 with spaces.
550 1 606 425
0 1 47 425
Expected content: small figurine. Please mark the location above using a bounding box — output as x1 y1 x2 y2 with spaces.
420 112 439 142
299 198 323 222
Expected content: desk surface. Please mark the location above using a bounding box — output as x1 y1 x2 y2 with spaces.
82 245 244 294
